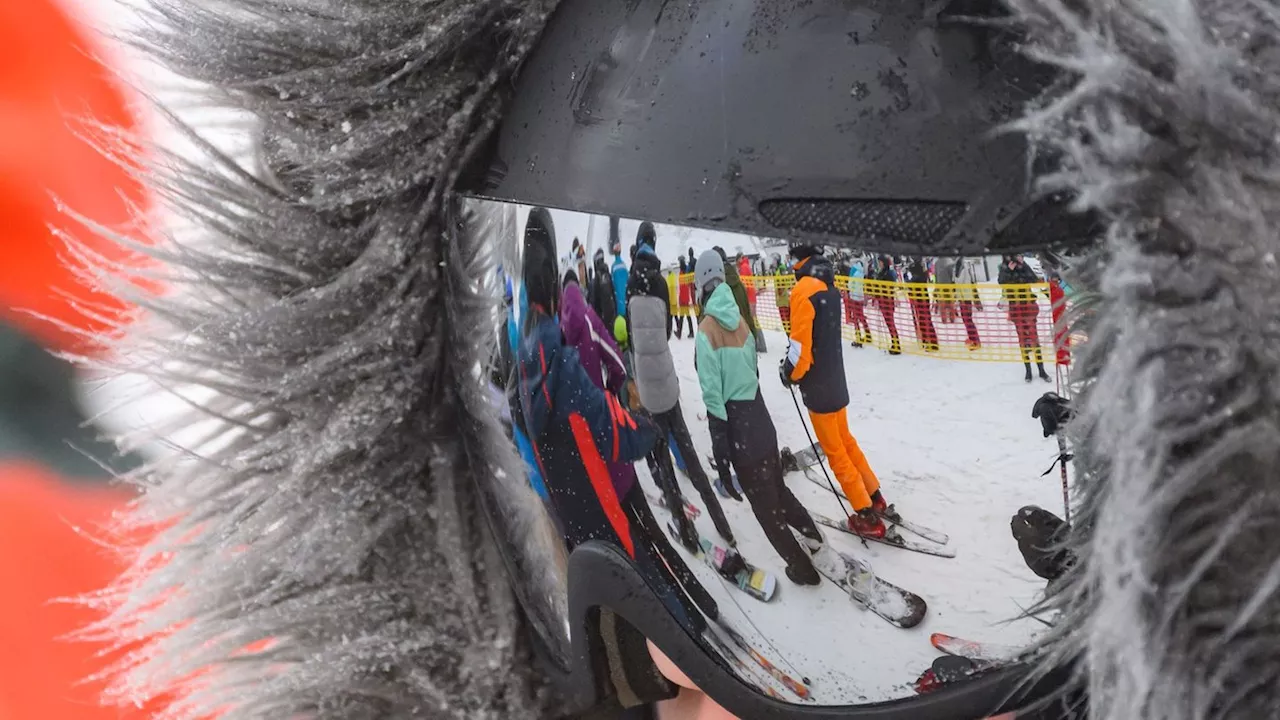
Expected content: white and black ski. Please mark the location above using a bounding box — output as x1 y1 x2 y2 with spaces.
801 535 927 628
810 510 956 559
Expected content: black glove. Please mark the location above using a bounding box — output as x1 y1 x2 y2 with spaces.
1010 505 1073 582
778 357 795 388
1031 391 1073 438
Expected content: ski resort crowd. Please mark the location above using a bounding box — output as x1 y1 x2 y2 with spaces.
494 209 921 633
655 250 1071 384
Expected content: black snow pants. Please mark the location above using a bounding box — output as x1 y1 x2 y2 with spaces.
718 391 820 573
649 400 734 545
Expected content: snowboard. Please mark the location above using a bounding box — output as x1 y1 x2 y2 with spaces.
644 488 701 521
667 524 779 603
809 510 956 559
796 468 950 545
930 633 1024 664
802 535 927 628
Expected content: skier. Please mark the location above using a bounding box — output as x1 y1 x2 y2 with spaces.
869 255 903 355
781 244 891 538
737 252 757 323
934 256 958 324
999 253 1052 383
626 223 735 549
954 256 984 350
609 217 629 318
713 246 763 352
693 251 822 585
672 256 693 338
906 256 939 352
589 247 617 328
845 254 872 347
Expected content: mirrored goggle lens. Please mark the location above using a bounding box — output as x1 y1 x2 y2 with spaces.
484 198 1073 707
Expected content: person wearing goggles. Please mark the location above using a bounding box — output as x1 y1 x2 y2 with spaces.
81 0 1266 719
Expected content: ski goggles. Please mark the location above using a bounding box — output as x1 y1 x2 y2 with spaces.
469 196 1076 720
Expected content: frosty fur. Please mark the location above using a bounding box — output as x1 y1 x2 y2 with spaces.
86 1 571 718
1009 0 1280 718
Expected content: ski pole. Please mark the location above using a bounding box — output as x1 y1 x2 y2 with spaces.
788 387 853 523
1055 434 1071 525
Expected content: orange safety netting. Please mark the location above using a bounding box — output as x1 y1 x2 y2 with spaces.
669 273 1074 365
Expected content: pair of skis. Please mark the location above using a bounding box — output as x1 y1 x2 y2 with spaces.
798 467 955 558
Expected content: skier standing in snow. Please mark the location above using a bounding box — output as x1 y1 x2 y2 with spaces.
954 256 984 350
782 244 891 538
712 246 762 353
588 248 617 329
609 217 628 320
845 254 872 348
869 255 903 356
626 223 735 549
693 251 822 586
906 256 939 352
999 253 1051 383
934 256 958 324
673 257 692 339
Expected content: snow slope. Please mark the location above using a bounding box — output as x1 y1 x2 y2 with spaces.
639 327 1065 705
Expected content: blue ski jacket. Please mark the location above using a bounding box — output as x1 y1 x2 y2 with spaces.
611 254 629 320
517 314 658 556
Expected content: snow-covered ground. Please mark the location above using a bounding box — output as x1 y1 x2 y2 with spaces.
640 326 1065 705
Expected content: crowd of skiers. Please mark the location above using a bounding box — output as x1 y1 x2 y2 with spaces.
492 209 909 621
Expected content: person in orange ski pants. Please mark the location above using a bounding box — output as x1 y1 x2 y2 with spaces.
779 244 892 538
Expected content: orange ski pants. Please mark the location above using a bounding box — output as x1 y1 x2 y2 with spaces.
808 407 880 510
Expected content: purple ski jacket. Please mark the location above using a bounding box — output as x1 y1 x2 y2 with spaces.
559 282 635 496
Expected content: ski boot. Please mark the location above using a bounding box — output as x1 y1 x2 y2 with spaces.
1024 365 1034 383
888 337 902 356
716 548 749 581
870 490 900 522
851 338 863 348
675 515 700 553
966 339 981 351
847 508 887 539
779 447 800 474
1039 365 1052 383
786 560 821 586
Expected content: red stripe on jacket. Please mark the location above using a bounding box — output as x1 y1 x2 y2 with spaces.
567 413 635 557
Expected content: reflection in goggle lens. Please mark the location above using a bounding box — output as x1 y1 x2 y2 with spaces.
486 199 1074 706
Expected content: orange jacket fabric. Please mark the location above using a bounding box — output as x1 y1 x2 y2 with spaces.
0 0 150 356
787 274 823 383
0 1 153 718
0 464 143 720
